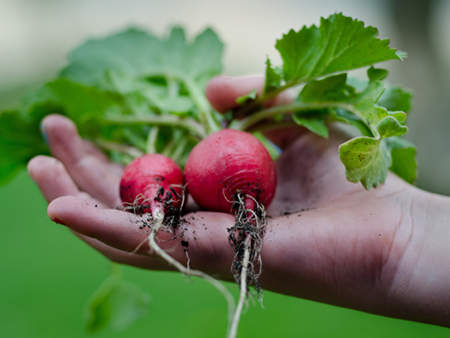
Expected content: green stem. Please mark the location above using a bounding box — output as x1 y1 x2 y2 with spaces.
161 130 182 156
141 71 220 136
170 137 188 163
167 77 179 98
249 121 297 133
146 127 159 154
233 81 298 118
123 129 147 152
102 115 206 139
180 76 220 135
232 101 356 130
95 138 144 158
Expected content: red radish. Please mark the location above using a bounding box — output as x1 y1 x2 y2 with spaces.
119 153 236 325
120 154 184 216
185 129 277 213
185 129 277 338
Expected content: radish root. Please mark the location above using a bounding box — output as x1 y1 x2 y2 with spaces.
227 193 266 338
123 189 236 336
147 211 236 332
148 211 234 328
228 235 251 338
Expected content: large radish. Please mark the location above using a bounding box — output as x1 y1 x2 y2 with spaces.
185 129 277 338
185 129 276 212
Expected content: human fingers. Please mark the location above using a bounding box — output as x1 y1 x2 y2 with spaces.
27 154 155 268
205 75 303 148
47 195 236 275
41 114 122 207
28 155 80 202
205 75 295 113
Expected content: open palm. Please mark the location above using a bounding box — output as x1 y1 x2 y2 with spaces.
28 75 450 327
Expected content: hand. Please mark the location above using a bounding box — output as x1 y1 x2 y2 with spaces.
28 75 450 327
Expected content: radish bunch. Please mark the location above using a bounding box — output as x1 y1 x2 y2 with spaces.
119 129 277 338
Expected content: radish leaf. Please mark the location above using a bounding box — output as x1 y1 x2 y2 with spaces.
273 13 405 86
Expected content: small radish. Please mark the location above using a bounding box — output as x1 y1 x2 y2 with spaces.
120 153 184 222
120 153 235 327
184 129 277 338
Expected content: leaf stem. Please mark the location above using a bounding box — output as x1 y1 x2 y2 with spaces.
180 76 220 135
232 101 356 130
148 210 235 331
161 130 182 156
233 81 298 118
95 138 144 158
102 115 206 139
228 235 251 338
170 137 189 163
146 127 159 154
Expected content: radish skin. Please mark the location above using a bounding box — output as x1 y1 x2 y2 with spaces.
120 154 184 215
185 129 277 213
185 129 277 338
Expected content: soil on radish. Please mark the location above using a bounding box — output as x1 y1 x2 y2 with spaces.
122 185 194 252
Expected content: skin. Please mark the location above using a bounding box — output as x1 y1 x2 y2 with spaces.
28 75 450 327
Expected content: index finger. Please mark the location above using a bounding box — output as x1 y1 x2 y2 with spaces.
41 114 123 208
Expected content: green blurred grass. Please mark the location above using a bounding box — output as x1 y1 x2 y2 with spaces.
0 172 448 338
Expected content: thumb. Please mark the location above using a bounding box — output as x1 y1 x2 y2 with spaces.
206 75 296 112
205 75 304 148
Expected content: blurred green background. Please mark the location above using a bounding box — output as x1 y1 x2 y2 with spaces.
1 0 449 337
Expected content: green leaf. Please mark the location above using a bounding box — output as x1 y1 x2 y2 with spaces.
59 26 223 137
339 136 391 189
332 109 372 136
61 26 223 89
0 110 48 185
367 66 388 81
376 116 408 138
378 86 412 113
387 111 407 124
275 13 404 84
298 73 353 103
263 58 282 94
385 137 417 183
236 89 258 104
86 270 150 333
23 78 125 123
350 80 386 125
61 28 161 86
293 113 329 137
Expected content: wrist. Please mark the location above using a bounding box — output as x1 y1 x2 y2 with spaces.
385 188 450 327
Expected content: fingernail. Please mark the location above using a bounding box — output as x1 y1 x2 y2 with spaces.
40 121 49 146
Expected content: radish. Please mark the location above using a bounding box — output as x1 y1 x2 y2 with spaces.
185 129 277 338
120 153 184 219
185 129 276 213
120 153 235 328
